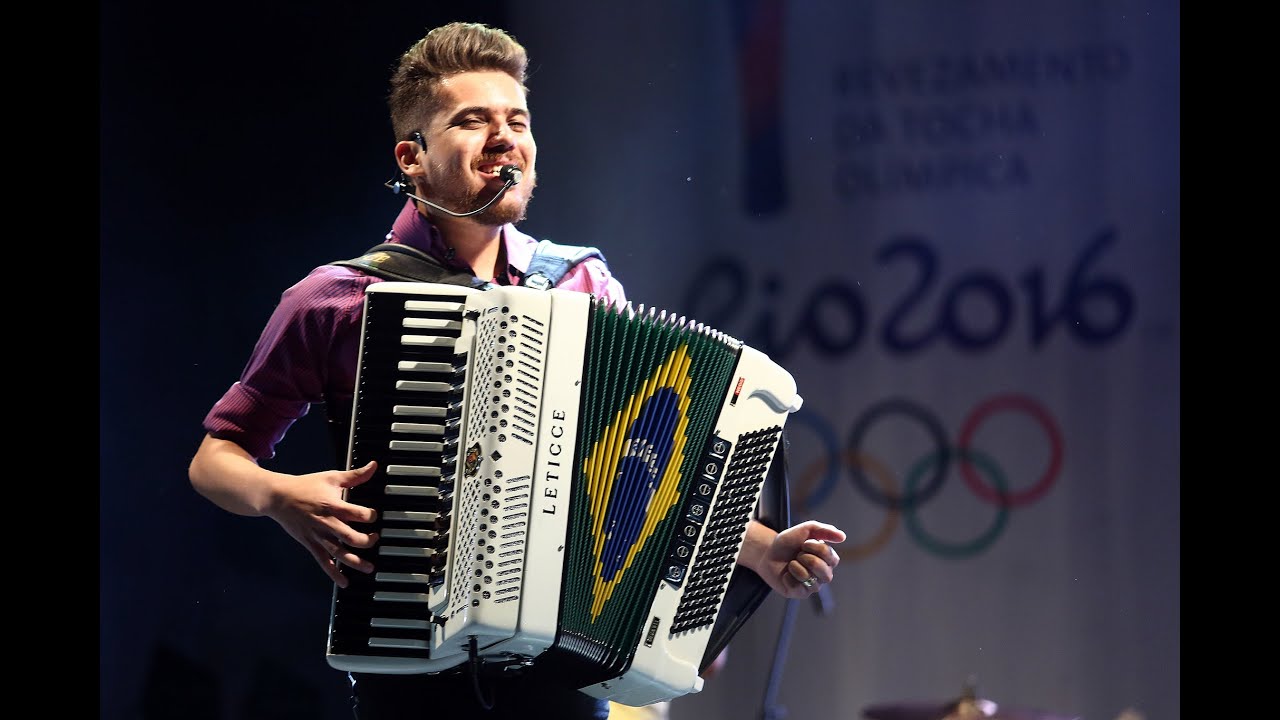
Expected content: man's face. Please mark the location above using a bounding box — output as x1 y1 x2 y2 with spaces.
417 70 537 225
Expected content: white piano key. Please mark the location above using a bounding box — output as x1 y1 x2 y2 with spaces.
402 335 454 348
395 380 453 392
384 485 442 498
368 637 431 650
379 528 440 540
387 465 441 477
372 590 433 603
371 616 432 629
381 546 440 558
390 422 446 435
402 317 462 331
388 440 444 452
397 360 455 373
373 572 435 585
382 510 440 522
403 299 465 313
392 405 446 418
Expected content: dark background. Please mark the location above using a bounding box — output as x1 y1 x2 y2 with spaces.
101 4 515 718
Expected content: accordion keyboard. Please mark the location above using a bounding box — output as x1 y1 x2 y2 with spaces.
326 287 476 674
327 283 586 675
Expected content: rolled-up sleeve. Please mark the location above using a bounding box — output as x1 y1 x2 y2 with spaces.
202 266 374 460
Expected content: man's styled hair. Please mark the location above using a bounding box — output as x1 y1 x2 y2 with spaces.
388 22 530 143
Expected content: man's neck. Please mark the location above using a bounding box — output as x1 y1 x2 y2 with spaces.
430 212 504 281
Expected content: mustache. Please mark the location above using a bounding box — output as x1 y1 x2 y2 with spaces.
477 148 518 166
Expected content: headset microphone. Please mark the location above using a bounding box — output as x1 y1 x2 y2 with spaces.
385 165 523 218
498 165 523 186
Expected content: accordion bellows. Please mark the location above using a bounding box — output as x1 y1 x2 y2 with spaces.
326 282 802 706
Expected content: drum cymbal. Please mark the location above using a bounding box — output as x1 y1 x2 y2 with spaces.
862 696 1081 720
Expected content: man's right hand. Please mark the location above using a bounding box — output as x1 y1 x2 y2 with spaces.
266 460 381 587
190 435 382 587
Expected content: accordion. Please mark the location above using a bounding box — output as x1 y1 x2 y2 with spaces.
326 281 803 706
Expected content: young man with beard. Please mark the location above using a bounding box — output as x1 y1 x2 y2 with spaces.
189 21 844 720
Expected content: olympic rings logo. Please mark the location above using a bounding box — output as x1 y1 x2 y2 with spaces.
788 393 1064 560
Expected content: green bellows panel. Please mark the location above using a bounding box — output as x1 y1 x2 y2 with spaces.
558 301 739 676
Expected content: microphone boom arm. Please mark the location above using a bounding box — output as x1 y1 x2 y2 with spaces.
385 165 522 218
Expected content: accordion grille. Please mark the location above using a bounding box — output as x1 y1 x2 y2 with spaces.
447 307 548 618
669 425 780 634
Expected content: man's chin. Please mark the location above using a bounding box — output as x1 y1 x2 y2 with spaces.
424 191 529 226
476 195 532 226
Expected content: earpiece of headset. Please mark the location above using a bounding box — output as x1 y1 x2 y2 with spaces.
386 131 427 194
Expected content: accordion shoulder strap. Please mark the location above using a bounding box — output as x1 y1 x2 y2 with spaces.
330 242 490 288
330 239 604 290
520 239 605 290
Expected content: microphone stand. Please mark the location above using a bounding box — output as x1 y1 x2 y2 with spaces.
760 584 834 720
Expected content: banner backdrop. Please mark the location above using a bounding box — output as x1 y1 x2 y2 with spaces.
511 2 1179 720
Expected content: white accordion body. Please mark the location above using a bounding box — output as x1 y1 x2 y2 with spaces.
326 282 802 706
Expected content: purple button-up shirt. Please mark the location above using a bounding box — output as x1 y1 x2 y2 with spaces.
203 200 628 460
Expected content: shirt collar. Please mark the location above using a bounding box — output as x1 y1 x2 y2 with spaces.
385 199 539 283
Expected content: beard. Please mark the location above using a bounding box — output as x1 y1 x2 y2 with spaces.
422 172 536 226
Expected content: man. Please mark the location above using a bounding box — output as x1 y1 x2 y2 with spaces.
189 21 844 719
